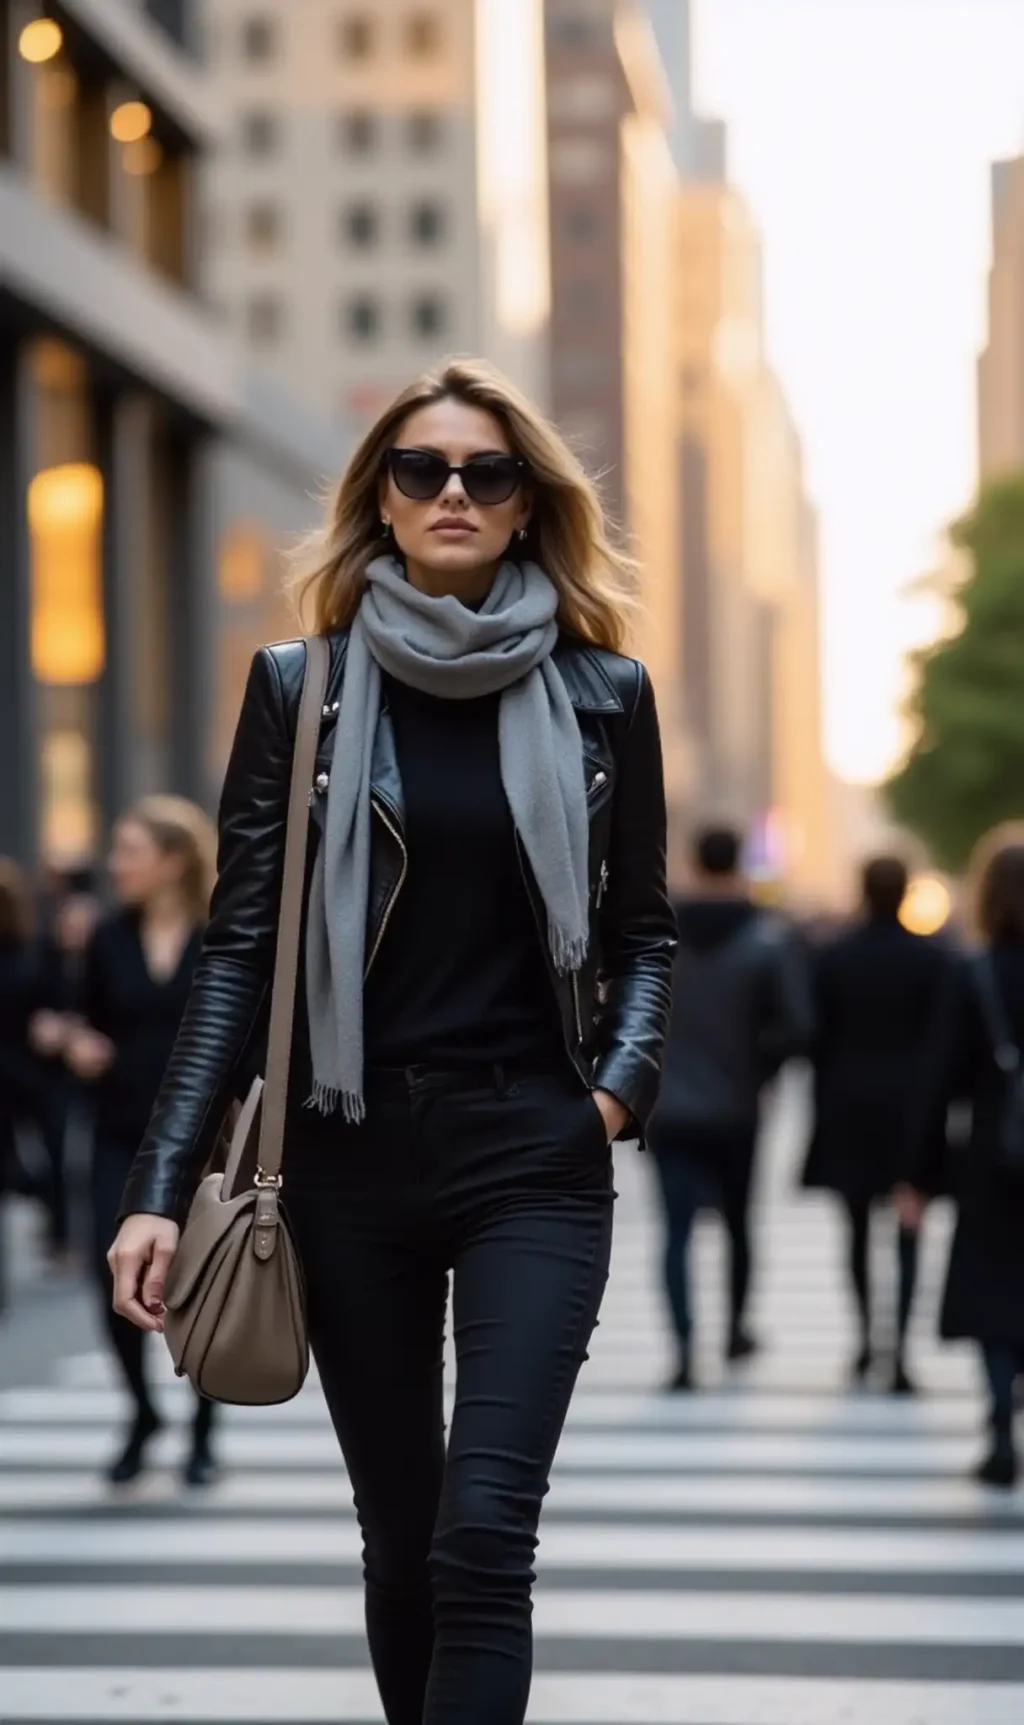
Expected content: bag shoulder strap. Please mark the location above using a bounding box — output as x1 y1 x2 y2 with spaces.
256 635 331 1182
971 951 1019 1073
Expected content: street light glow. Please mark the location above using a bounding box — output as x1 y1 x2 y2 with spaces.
111 101 153 144
18 18 63 63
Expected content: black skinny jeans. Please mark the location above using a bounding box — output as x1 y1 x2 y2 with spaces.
284 1064 614 1725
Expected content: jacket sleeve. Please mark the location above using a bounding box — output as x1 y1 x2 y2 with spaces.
118 648 294 1223
759 926 815 1079
901 954 977 1194
592 664 677 1136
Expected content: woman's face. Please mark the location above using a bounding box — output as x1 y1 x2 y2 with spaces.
380 397 531 585
108 820 184 909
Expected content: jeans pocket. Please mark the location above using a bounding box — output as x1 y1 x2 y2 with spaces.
584 1092 611 1153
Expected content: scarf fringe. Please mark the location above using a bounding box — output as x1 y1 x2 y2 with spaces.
549 919 589 976
306 1083 366 1125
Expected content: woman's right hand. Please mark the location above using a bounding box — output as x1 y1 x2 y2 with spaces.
108 1215 181 1332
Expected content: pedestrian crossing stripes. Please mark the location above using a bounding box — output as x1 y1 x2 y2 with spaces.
1 1079 1021 1723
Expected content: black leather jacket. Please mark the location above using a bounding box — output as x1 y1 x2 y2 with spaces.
121 629 676 1222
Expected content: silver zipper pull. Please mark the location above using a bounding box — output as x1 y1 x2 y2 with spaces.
596 860 609 906
590 770 608 794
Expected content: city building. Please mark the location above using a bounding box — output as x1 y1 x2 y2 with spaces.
978 154 1024 482
0 0 342 870
199 0 551 430
646 0 725 184
673 175 834 900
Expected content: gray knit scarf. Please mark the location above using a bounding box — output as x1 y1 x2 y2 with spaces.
305 554 589 1122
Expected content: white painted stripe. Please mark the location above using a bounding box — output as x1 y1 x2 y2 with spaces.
3 1585 1022 1643
4 1517 1022 1572
0 1385 982 1431
0 1425 976 1472
0 1468 1015 1518
4 1670 1024 1724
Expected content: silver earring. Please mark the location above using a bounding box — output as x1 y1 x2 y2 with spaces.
381 518 391 535
517 527 528 543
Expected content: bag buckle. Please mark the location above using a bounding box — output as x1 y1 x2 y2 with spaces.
254 1167 282 1189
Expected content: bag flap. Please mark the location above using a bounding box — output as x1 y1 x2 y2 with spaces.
164 1175 255 1310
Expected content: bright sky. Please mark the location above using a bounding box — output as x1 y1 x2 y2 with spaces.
693 0 1024 783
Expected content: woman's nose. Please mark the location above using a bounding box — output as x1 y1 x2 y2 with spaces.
440 471 469 505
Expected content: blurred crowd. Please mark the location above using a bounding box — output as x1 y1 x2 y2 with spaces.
2 807 1023 1493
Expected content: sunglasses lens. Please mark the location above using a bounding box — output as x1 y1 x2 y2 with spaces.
390 450 449 500
461 458 522 505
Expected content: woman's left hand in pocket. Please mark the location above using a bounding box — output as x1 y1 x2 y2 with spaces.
592 1088 629 1144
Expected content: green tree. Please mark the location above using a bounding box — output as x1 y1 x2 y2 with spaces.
886 475 1024 872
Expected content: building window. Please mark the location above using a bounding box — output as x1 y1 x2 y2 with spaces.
340 15 374 58
411 293 447 340
548 15 599 49
564 206 598 243
340 109 377 154
408 110 442 154
242 16 275 62
346 294 381 342
410 200 445 247
246 200 281 252
342 201 379 248
406 11 441 57
247 294 282 345
241 110 278 155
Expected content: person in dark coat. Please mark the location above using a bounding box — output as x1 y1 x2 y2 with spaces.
0 860 48 1217
65 798 219 1488
650 824 813 1389
899 826 1024 1488
802 856 953 1392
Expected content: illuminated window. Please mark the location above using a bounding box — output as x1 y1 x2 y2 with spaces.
406 12 441 57
28 463 106 685
242 17 276 62
340 16 373 58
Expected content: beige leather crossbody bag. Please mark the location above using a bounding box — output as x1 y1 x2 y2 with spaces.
162 636 330 1405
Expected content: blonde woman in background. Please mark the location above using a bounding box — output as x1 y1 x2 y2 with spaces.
67 797 219 1488
109 359 675 1723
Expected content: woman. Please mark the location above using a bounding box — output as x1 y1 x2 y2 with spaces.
67 797 219 1488
898 826 1024 1488
803 855 951 1391
109 359 675 1724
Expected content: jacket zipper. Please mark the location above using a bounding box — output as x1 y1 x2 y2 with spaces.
516 832 585 1056
364 797 408 977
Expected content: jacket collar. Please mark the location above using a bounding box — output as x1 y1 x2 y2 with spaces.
325 627 623 716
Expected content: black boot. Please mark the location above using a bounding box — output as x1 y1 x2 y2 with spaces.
726 1325 758 1363
107 1406 162 1486
890 1355 917 1396
851 1341 872 1385
183 1398 219 1489
666 1340 695 1393
974 1434 1019 1490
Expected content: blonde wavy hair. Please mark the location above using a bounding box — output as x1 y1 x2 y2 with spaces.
290 358 639 652
124 796 218 927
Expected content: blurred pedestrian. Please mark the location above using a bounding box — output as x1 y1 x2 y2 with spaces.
0 860 48 1214
66 797 219 1488
32 866 100 1263
108 358 674 1725
898 826 1024 1487
802 856 952 1392
650 823 812 1389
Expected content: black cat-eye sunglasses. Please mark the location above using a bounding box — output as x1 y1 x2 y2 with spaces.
384 447 530 506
